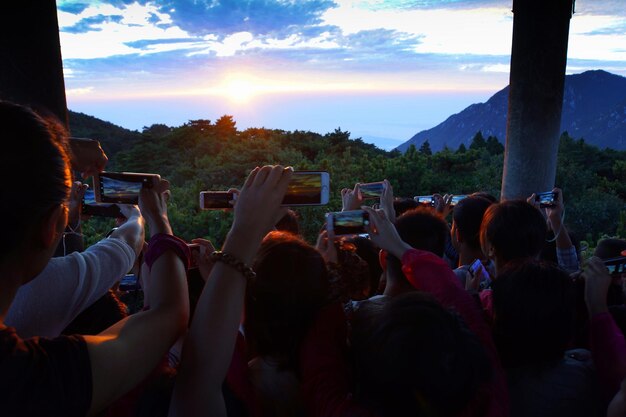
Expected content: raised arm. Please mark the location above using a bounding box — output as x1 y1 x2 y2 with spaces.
169 165 292 417
84 178 190 415
584 257 626 400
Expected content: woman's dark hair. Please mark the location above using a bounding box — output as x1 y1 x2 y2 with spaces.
245 231 329 372
453 196 493 251
492 260 576 369
480 200 547 265
0 101 71 257
355 292 492 417
343 236 383 298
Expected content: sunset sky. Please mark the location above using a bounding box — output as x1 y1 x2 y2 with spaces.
57 0 626 149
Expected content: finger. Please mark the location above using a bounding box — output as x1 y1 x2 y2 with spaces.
162 189 172 203
157 179 170 194
243 167 260 189
253 165 273 187
264 165 287 188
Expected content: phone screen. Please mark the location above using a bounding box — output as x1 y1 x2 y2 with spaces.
282 172 329 206
415 195 434 206
199 192 236 210
359 182 385 199
605 257 626 275
119 274 140 291
82 189 123 217
536 191 557 208
329 210 370 236
96 172 156 204
451 195 468 206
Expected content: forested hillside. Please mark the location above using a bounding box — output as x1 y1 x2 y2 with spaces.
78 116 626 250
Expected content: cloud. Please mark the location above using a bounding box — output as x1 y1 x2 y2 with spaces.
57 2 92 14
63 14 125 34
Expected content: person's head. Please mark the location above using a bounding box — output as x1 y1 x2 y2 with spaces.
274 209 301 236
245 231 329 372
595 238 626 260
492 260 576 369
480 200 547 270
0 101 71 283
384 207 449 284
329 239 371 302
393 198 419 218
470 191 498 203
343 235 383 297
355 292 492 417
451 196 493 253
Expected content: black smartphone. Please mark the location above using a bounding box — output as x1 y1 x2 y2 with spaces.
450 195 468 207
604 256 626 275
414 195 434 206
119 274 140 291
282 171 330 206
536 191 557 208
82 188 123 218
326 210 370 236
93 171 160 205
199 191 237 210
359 181 385 199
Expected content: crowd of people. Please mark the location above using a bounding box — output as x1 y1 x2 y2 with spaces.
1 99 626 417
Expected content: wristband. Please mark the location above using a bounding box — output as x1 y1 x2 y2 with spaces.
210 251 256 280
144 233 191 271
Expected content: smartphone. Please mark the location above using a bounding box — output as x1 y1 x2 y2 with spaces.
469 259 491 288
359 181 385 199
82 188 123 218
188 243 200 270
604 256 626 275
282 171 330 206
536 191 557 208
199 191 237 210
93 171 160 204
326 210 370 236
414 195 434 206
119 273 140 291
450 195 468 207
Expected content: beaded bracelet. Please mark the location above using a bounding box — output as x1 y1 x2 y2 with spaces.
210 251 256 280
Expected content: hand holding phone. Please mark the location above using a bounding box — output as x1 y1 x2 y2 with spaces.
94 171 160 205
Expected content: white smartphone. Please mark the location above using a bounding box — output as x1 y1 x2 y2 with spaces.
93 171 160 204
282 171 330 206
199 191 238 210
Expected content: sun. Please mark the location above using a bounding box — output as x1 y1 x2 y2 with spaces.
222 78 256 103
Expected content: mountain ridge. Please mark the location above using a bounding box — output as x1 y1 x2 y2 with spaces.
397 70 626 152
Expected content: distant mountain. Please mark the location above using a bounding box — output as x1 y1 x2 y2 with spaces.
397 70 626 152
68 110 142 158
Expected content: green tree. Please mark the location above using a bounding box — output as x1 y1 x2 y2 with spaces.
419 140 432 156
486 135 504 155
469 131 486 150
457 143 467 154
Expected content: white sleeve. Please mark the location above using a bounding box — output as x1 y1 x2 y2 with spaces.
6 237 135 338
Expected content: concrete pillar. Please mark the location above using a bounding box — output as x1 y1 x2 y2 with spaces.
0 0 68 128
500 0 575 200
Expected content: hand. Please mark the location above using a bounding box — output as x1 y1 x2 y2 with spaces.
227 188 240 208
362 206 411 260
139 178 172 236
465 270 480 291
433 193 453 218
316 229 338 264
68 181 89 226
583 256 611 315
226 166 293 263
379 179 396 223
545 187 564 230
117 204 142 224
341 183 364 211
191 238 217 282
68 138 108 179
